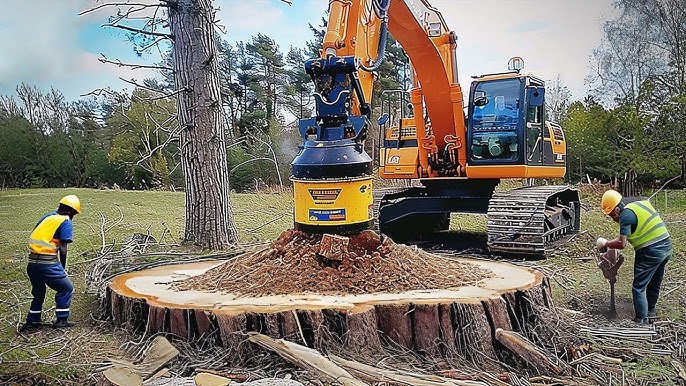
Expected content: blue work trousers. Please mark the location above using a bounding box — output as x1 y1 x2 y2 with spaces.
632 239 672 320
26 263 74 323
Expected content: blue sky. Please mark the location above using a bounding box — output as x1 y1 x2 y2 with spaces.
0 0 614 103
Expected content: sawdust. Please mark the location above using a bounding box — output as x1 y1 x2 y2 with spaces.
173 229 493 296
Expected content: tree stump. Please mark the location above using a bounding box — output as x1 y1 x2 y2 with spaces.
107 254 553 367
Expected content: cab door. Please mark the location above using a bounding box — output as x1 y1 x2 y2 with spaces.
524 87 544 166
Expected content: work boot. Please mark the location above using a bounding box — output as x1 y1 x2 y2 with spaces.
52 318 75 328
633 317 648 325
19 321 42 332
647 309 657 318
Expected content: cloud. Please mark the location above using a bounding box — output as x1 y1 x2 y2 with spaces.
0 0 165 100
0 0 616 103
509 21 550 34
215 0 328 52
0 1 81 84
431 0 615 100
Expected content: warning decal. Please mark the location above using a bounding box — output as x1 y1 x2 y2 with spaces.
309 209 347 222
308 189 342 202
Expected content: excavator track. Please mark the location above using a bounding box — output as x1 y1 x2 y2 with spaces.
487 185 580 256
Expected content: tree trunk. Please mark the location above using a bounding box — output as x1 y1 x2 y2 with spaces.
107 257 557 372
168 0 238 249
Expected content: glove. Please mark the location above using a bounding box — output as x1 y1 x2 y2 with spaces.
596 237 608 252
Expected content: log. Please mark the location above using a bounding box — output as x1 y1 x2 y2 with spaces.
247 333 368 386
107 257 553 368
100 368 143 386
108 336 179 379
494 328 566 375
330 354 489 386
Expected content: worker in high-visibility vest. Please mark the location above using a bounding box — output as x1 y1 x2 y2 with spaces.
20 195 81 331
597 189 673 324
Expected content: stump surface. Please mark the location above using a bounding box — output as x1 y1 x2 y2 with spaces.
107 230 555 370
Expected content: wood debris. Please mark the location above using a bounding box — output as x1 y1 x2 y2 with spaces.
495 328 570 375
173 229 492 296
247 333 368 386
248 332 489 386
107 336 179 380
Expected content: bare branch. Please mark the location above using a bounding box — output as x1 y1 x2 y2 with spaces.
99 55 173 71
103 23 173 39
119 77 187 101
79 2 167 16
136 36 169 54
136 126 182 167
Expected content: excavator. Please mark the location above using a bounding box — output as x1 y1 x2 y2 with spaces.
291 0 580 255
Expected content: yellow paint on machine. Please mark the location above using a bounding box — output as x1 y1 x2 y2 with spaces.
292 176 373 226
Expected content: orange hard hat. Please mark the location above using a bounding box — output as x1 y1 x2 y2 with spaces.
601 190 622 215
59 195 81 214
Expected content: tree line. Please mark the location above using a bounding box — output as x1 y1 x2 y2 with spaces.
0 19 409 192
1 0 684 191
562 0 686 186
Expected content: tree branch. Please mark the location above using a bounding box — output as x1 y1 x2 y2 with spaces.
103 23 173 39
119 78 187 101
99 55 173 71
79 2 167 17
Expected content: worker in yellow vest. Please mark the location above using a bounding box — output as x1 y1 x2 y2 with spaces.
20 195 81 331
597 189 672 324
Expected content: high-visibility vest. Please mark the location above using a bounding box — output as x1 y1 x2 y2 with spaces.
28 214 69 255
625 200 670 250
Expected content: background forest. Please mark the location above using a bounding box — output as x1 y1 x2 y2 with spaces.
1 0 684 192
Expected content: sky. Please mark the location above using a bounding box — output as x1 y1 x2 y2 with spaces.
0 0 615 103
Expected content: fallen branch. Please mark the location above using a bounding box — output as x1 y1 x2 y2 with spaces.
247 333 367 386
580 326 657 340
495 328 568 375
569 352 622 366
330 355 489 386
107 336 179 379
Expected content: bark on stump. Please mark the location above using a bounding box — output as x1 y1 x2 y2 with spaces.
107 258 555 369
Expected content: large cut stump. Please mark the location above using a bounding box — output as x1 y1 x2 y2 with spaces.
107 230 555 368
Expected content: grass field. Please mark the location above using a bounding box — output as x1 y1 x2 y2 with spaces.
0 186 684 384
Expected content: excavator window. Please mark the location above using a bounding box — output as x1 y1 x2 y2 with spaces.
469 78 523 163
471 79 521 130
527 105 542 123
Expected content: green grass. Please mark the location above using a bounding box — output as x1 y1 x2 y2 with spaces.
0 186 684 383
0 187 294 382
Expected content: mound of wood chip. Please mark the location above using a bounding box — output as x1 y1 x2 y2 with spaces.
173 229 493 296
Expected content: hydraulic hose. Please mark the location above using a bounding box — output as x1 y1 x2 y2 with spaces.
360 0 390 72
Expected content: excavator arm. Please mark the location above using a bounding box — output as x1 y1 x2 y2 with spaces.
313 0 467 177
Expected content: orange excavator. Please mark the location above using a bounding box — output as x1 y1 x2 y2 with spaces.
291 0 580 255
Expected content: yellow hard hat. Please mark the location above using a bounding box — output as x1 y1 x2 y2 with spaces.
601 190 622 215
59 195 81 214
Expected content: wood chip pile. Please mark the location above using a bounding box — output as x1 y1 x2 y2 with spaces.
173 229 493 296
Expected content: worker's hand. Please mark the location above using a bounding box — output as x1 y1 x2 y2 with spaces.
596 237 608 253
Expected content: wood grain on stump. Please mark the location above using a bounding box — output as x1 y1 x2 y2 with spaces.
107 230 555 368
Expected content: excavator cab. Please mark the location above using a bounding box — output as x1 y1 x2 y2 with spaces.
466 73 566 178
